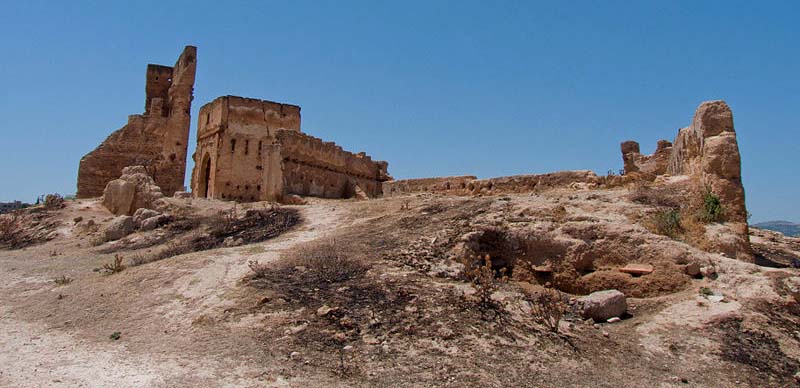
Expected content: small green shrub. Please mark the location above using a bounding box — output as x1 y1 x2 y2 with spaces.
698 190 724 223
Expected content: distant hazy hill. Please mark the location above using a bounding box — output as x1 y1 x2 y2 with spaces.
754 221 800 237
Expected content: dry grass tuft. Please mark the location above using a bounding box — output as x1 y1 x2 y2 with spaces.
250 241 369 286
53 275 73 286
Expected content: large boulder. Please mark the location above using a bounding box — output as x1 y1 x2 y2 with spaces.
102 179 135 216
103 216 135 241
579 289 628 322
101 166 166 216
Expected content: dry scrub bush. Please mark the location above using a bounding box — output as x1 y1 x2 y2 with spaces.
103 254 126 274
464 255 508 320
648 209 683 238
285 242 368 285
132 208 299 266
523 288 566 333
628 182 682 209
0 212 21 248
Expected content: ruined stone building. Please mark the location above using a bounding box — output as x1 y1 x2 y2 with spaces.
77 46 197 198
189 96 390 202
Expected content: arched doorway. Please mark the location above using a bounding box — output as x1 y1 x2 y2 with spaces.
198 154 212 198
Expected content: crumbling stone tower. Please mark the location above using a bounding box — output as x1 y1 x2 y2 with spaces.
77 46 197 198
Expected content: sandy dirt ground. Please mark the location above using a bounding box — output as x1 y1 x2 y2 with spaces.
0 199 353 388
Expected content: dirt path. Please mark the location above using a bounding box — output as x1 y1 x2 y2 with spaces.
0 201 349 388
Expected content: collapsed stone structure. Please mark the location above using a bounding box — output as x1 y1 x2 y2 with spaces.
620 100 750 259
189 96 390 202
77 46 197 198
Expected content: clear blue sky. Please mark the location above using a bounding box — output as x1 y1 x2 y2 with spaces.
0 1 797 223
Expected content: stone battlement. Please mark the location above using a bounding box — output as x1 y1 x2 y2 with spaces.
275 130 389 182
198 95 300 139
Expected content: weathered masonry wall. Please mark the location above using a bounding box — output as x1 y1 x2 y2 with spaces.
383 171 600 197
275 130 390 199
190 95 389 202
191 96 301 202
77 46 196 198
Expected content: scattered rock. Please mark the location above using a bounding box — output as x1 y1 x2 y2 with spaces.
684 262 702 277
580 289 628 322
700 266 717 278
140 214 171 231
289 351 301 360
222 236 244 247
619 263 654 276
317 305 338 317
285 324 307 335
362 335 380 345
102 216 135 241
607 317 621 323
133 208 160 226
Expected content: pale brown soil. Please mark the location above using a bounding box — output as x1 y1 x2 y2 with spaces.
1 190 799 387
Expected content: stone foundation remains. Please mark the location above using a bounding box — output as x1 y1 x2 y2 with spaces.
77 46 197 198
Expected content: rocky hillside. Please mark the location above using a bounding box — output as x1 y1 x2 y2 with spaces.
1 185 799 387
755 221 800 237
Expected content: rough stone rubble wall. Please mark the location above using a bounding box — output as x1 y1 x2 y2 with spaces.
621 140 673 176
275 130 389 199
77 46 196 198
383 171 600 197
382 176 478 197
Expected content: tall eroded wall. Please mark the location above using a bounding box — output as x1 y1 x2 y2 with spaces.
77 46 197 197
619 100 750 259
